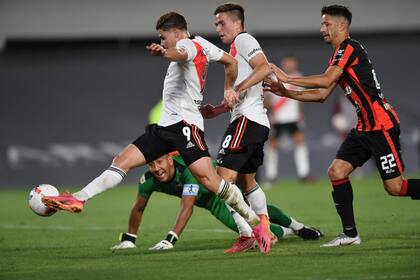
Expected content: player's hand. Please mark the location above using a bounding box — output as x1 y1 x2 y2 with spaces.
224 88 240 108
269 63 289 82
263 76 288 96
146 43 167 57
149 240 174 251
200 104 217 119
110 240 136 251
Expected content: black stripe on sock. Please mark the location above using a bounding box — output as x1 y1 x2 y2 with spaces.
108 166 126 178
244 184 260 196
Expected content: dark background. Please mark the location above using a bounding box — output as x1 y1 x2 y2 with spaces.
1 32 419 187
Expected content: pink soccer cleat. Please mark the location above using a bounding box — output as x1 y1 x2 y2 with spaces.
42 193 85 213
224 236 257 254
252 215 271 254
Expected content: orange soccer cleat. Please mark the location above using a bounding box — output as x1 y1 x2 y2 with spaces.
42 193 85 213
224 236 257 254
252 214 271 254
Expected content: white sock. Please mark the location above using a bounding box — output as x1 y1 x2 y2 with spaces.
281 226 294 237
265 145 278 181
289 217 304 231
244 184 268 216
226 204 253 237
73 166 126 201
294 144 309 178
217 179 259 227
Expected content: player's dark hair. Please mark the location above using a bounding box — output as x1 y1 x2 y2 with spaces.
156 12 188 31
321 5 352 25
214 3 245 28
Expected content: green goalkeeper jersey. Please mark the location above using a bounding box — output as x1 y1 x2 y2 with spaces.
138 156 215 208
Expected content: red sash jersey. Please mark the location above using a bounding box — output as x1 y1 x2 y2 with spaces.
329 38 400 132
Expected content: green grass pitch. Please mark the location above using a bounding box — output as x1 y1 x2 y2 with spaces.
1 175 419 280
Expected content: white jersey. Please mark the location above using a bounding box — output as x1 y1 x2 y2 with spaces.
271 73 303 124
158 36 224 131
229 33 269 128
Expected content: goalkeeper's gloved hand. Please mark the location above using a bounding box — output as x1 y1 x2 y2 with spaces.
110 232 137 251
149 231 178 251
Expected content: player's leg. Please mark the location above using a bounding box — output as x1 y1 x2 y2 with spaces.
372 126 420 199
238 173 268 217
43 125 170 212
267 204 322 240
188 157 259 228
322 130 369 247
265 125 280 183
216 117 271 253
293 127 311 181
173 122 261 231
73 144 147 201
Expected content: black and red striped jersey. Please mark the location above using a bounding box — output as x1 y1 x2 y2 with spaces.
329 38 400 131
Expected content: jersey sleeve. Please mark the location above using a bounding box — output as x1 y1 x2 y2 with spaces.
180 167 200 197
138 172 155 199
196 36 224 62
235 33 264 63
176 38 197 62
329 41 355 70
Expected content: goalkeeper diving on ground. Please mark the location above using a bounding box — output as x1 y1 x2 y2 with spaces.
111 153 323 253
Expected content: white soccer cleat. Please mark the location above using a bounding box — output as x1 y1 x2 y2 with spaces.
320 233 361 247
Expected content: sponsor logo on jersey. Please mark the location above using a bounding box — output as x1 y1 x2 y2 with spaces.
182 184 199 196
247 47 262 58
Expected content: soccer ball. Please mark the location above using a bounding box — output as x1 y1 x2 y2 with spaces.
28 184 59 216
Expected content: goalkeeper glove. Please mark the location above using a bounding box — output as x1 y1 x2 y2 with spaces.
149 231 178 251
110 232 137 250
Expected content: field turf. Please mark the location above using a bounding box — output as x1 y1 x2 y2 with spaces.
1 175 419 280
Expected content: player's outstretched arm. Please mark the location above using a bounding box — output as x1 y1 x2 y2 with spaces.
149 195 196 251
217 52 239 108
200 102 230 119
146 43 188 62
263 76 337 103
235 53 271 94
271 63 343 89
110 195 149 250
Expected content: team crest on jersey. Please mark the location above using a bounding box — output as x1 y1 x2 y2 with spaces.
182 184 199 196
140 174 146 184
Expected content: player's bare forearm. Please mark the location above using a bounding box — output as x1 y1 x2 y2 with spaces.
218 52 238 90
171 199 195 236
274 65 342 89
224 62 238 90
146 43 188 62
282 85 335 103
235 55 271 93
127 196 148 234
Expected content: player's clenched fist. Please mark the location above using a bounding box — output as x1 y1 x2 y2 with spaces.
146 43 167 57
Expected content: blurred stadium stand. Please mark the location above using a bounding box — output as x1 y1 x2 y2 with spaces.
1 0 419 187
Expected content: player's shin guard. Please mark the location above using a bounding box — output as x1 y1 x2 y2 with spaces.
331 177 358 238
400 179 420 200
244 184 269 216
74 166 126 201
217 180 259 227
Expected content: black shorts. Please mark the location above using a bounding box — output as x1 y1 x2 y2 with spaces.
336 126 405 180
217 116 269 174
132 121 210 166
271 122 300 139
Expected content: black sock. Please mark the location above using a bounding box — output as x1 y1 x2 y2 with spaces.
331 178 358 237
407 179 420 200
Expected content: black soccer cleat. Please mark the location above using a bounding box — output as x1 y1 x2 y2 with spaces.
295 226 324 240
